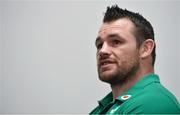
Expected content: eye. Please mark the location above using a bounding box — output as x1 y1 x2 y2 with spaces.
112 39 121 46
96 43 103 50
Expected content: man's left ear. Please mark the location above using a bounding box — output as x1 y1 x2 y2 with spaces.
139 39 155 58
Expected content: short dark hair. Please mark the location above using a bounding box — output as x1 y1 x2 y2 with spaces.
103 5 156 66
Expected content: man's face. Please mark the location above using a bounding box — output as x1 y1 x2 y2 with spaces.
95 18 140 84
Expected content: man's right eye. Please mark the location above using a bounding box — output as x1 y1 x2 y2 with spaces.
96 43 103 49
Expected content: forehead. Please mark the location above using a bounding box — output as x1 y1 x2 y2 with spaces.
98 18 135 38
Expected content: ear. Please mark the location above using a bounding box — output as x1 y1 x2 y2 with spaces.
139 39 155 59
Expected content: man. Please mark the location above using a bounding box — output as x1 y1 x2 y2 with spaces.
90 5 180 114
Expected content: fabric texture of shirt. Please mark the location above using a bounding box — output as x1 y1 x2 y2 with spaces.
90 73 180 114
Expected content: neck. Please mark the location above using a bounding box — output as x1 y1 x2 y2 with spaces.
111 68 154 99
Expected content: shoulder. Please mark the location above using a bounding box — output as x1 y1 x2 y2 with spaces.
121 83 180 114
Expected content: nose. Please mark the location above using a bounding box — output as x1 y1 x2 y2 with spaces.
98 43 111 59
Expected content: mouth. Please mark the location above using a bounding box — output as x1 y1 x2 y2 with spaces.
99 59 115 70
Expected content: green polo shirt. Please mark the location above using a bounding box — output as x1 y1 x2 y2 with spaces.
90 73 180 114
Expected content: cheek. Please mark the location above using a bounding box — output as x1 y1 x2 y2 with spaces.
96 54 99 61
115 48 139 63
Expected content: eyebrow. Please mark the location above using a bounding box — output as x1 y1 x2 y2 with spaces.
108 34 120 39
95 34 123 43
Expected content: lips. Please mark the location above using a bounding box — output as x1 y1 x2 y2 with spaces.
99 59 115 70
100 60 113 66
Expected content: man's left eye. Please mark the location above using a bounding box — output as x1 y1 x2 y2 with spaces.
112 40 120 45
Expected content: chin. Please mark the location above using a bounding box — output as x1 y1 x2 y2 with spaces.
99 69 118 82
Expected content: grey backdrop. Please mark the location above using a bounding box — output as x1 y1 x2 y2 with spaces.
0 0 180 114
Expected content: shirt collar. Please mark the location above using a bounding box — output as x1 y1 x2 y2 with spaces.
98 92 113 107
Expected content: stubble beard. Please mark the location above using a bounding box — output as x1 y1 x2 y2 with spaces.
98 56 140 85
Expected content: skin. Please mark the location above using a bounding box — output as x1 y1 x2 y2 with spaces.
95 18 155 99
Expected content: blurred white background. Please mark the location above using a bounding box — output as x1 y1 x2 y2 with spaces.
0 0 180 114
